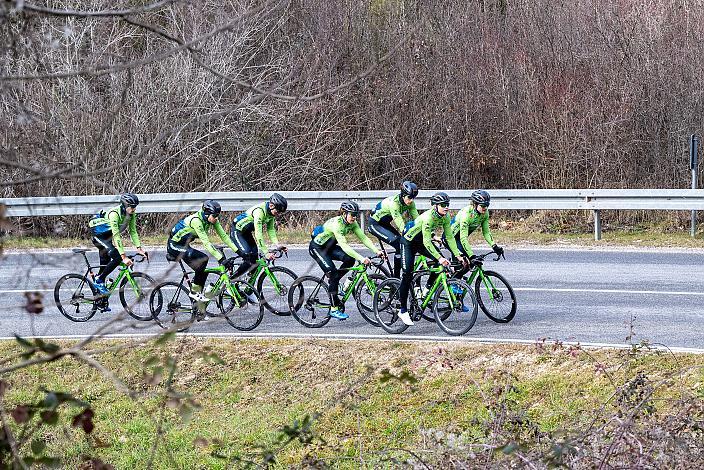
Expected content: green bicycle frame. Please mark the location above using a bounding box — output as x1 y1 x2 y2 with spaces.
203 265 246 306
465 265 498 300
415 265 457 310
339 264 377 304
244 258 285 294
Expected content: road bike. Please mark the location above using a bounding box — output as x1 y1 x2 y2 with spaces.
230 247 297 316
287 256 389 328
373 263 478 336
149 255 264 332
54 249 153 322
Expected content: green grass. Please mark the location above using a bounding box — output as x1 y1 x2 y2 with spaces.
0 338 702 468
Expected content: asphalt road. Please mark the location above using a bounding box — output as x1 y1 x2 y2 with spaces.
1 247 703 350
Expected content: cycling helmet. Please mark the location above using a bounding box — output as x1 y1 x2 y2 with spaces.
120 193 139 208
340 200 360 215
269 193 288 213
471 190 491 207
430 192 451 206
202 200 222 217
400 181 418 199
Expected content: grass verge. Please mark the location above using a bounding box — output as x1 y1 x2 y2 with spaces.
0 337 702 468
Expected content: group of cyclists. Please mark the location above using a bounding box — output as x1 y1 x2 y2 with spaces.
87 182 503 325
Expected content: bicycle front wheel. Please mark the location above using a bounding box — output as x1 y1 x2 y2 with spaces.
119 272 155 321
287 276 332 328
373 278 408 334
149 282 194 332
475 271 517 323
219 281 264 331
433 278 478 336
54 274 98 322
355 273 387 327
256 266 297 316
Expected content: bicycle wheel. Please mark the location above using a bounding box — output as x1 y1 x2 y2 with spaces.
355 273 387 327
433 278 478 336
54 274 98 322
119 272 155 321
287 276 332 328
219 281 264 331
149 282 194 332
256 266 297 316
475 271 517 323
373 278 408 334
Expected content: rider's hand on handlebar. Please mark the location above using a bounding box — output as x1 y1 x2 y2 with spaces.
265 252 277 261
277 245 288 253
137 247 148 260
376 250 386 259
469 254 480 267
122 254 134 267
492 244 504 257
438 257 450 267
362 257 372 265
219 256 236 270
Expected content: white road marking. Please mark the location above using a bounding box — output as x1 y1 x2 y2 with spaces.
514 287 704 296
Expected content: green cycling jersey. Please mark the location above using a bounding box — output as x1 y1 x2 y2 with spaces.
449 205 494 256
370 194 419 232
312 216 378 262
170 211 238 261
88 205 141 256
403 209 461 260
233 202 279 252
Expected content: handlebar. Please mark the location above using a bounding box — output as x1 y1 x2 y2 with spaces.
126 253 147 263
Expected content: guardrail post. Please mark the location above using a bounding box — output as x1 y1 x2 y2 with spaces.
360 210 366 232
594 210 602 241
691 134 699 237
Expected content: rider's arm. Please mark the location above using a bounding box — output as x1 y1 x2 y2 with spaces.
251 208 269 253
332 225 366 263
458 214 475 257
409 202 419 221
128 213 142 249
481 211 495 246
266 217 280 247
353 223 379 252
107 210 127 256
191 218 225 261
214 220 239 256
421 219 443 260
442 216 462 259
389 203 407 234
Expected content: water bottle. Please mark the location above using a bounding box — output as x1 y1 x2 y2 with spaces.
341 276 353 294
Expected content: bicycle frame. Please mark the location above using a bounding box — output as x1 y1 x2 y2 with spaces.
414 265 457 310
339 264 374 304
76 251 136 299
464 253 501 300
179 263 246 308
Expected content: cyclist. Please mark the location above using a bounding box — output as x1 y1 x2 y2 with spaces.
88 193 146 295
229 193 288 282
166 200 238 305
309 200 385 320
397 192 465 326
368 181 419 277
445 189 504 280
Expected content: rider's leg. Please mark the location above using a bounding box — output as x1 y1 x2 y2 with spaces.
183 248 209 290
91 235 121 283
450 234 470 279
231 229 258 279
309 239 344 308
328 245 355 296
368 219 402 277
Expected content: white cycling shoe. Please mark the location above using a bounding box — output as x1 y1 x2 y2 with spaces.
397 309 414 326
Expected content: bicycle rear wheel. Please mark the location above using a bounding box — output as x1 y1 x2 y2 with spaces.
54 274 98 322
475 271 517 323
219 281 264 331
256 266 297 316
119 272 155 321
149 282 194 332
287 276 332 328
433 278 478 336
373 278 408 334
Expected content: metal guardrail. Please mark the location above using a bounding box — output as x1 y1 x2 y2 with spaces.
3 189 704 240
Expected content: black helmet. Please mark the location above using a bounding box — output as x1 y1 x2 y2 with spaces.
471 190 491 207
269 193 288 212
340 200 360 215
202 200 222 217
430 192 450 206
400 181 418 199
120 193 139 208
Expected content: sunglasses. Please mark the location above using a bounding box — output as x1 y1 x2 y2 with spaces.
438 203 450 208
